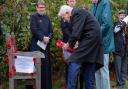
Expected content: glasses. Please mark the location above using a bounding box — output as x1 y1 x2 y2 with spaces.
37 6 45 8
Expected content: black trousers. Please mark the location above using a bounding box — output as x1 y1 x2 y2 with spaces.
41 58 52 89
114 54 127 86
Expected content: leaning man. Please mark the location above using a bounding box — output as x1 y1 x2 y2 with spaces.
58 5 104 89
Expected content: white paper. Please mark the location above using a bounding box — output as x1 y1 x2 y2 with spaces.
37 40 47 50
123 15 128 24
15 56 35 73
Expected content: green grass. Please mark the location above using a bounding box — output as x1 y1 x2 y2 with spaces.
111 80 128 89
52 80 128 89
1 80 128 89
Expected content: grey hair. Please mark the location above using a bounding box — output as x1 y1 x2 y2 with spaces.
58 5 73 16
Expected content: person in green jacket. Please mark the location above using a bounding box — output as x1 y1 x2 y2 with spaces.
90 0 115 89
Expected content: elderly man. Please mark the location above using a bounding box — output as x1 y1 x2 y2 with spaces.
60 0 84 89
113 10 127 89
58 5 103 89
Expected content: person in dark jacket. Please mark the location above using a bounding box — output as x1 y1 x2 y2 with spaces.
58 5 103 89
29 1 53 89
113 10 127 89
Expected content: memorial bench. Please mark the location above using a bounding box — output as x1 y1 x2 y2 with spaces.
6 33 45 89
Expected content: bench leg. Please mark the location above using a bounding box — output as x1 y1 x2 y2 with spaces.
9 78 14 89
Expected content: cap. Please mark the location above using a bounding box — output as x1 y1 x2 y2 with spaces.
118 10 126 15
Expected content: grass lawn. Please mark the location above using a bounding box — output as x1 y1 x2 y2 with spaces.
0 80 128 89
111 80 128 89
53 80 128 89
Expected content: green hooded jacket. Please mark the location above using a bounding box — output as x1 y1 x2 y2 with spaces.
90 0 115 53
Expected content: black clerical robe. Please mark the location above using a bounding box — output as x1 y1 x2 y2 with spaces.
30 13 53 89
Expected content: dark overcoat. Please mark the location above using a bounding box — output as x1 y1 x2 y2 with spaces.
68 8 104 69
114 20 126 57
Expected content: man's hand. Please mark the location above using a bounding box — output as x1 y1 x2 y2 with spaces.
43 36 50 44
63 43 69 50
